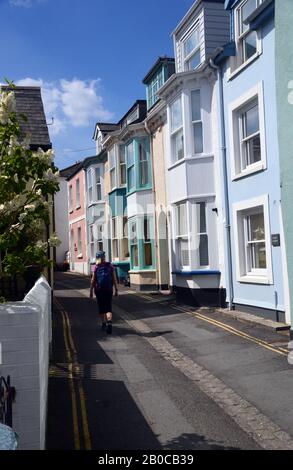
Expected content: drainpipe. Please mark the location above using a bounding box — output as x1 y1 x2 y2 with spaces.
144 119 160 290
209 58 234 310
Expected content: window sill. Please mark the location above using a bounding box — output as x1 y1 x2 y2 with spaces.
129 269 156 274
168 154 214 171
77 254 83 260
238 275 272 285
172 270 221 276
127 186 153 197
232 162 265 181
69 209 73 214
88 201 105 207
76 205 81 210
228 52 261 81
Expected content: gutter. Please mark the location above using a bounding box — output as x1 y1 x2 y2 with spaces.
209 58 234 310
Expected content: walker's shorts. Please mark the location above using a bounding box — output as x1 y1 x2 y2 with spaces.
95 290 113 315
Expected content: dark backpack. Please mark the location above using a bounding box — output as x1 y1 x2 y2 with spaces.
95 263 113 290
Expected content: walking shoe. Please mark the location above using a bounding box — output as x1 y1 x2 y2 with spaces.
106 322 112 335
101 323 107 331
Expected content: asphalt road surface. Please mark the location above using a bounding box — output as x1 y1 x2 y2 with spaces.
46 272 293 451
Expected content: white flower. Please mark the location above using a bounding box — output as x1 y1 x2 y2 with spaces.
19 213 27 223
43 168 59 183
36 240 48 251
48 233 61 248
0 92 16 123
24 204 36 212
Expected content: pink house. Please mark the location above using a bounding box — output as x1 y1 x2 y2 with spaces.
67 164 89 274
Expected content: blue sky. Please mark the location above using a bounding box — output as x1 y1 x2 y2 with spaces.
0 0 193 169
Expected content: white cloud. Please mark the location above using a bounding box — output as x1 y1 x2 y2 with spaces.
9 0 46 7
15 77 114 136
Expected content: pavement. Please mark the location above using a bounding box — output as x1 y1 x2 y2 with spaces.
46 271 293 450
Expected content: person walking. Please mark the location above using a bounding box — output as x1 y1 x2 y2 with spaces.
90 251 118 334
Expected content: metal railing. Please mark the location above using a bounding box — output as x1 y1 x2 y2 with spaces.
0 376 16 428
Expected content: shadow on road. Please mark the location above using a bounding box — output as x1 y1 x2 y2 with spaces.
163 432 244 450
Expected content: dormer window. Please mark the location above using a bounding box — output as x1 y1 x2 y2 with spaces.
127 107 139 125
182 25 200 71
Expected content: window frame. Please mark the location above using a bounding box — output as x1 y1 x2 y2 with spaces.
109 147 117 191
69 185 73 213
190 89 204 156
129 216 155 271
181 24 201 72
118 145 127 187
233 195 273 284
231 0 263 75
175 202 190 270
76 178 81 209
87 169 93 205
229 82 267 180
77 226 82 258
95 166 103 201
126 140 136 193
170 95 184 163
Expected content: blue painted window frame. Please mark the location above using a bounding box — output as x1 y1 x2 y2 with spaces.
126 136 152 195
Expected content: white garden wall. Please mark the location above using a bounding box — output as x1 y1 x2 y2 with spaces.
0 276 51 450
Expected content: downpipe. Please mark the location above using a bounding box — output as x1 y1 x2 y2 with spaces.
209 58 234 311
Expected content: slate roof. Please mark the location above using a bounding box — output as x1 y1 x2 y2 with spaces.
59 162 83 179
1 86 52 151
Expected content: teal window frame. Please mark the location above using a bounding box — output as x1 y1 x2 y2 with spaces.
126 137 152 195
129 216 155 271
147 67 164 110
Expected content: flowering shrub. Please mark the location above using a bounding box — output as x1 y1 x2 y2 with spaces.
0 83 60 280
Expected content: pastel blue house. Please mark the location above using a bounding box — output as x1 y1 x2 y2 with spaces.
214 0 290 322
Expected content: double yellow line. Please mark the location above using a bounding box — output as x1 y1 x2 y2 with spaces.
172 304 289 357
54 298 92 450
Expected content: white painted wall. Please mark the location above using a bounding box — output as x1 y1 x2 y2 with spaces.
55 177 69 263
0 276 51 450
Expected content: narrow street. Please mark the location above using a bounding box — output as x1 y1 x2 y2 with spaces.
46 272 293 451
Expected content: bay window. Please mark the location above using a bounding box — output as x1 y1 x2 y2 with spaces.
111 216 130 261
170 97 184 162
191 90 203 155
174 201 212 271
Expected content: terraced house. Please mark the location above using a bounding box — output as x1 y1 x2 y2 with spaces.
156 0 230 307
213 0 290 323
